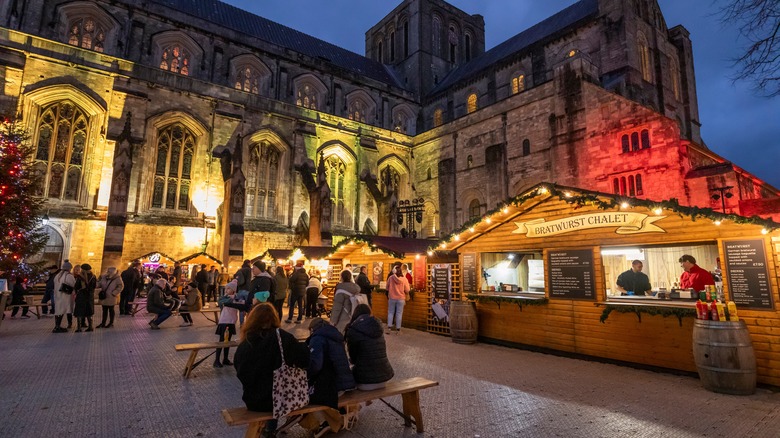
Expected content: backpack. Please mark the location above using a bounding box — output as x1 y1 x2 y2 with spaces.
338 290 369 318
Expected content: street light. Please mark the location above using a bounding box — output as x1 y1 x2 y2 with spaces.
709 186 733 213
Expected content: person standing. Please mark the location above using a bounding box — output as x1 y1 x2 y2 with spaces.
207 265 218 304
214 282 244 368
249 261 275 307
120 262 141 315
678 254 715 292
330 270 361 334
217 267 230 297
286 261 308 324
386 263 410 334
10 276 30 319
305 271 322 318
355 266 373 307
96 267 123 328
615 260 652 296
52 260 76 333
196 264 209 308
272 266 288 320
73 264 97 332
41 264 59 315
172 262 182 289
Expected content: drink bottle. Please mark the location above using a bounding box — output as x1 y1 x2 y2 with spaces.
727 301 739 322
710 301 719 321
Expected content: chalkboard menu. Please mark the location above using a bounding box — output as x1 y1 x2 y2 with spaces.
432 264 451 300
462 253 477 293
723 239 774 309
547 249 595 300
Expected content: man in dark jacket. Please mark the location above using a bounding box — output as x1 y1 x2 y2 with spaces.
345 309 394 389
306 318 356 408
42 264 59 315
249 261 276 307
355 266 373 307
146 278 172 330
286 262 309 323
234 259 252 299
119 262 141 315
196 264 209 307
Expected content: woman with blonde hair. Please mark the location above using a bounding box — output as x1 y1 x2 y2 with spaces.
234 303 309 437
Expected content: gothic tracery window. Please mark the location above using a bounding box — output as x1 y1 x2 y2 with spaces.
638 33 653 83
245 141 279 219
469 199 481 220
33 101 89 201
512 74 526 94
433 108 444 127
325 156 347 226
159 44 190 76
348 100 367 123
296 84 319 110
67 18 105 52
151 123 195 210
432 16 442 57
234 65 260 94
467 93 478 114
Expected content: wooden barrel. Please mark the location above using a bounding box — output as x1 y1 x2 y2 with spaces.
691 320 756 395
449 301 478 344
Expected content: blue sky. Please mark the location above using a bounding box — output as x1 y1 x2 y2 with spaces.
223 0 780 189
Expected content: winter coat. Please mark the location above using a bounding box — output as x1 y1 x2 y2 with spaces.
179 287 201 312
307 323 356 408
307 276 322 293
120 267 140 295
274 273 289 301
234 266 252 292
11 282 27 305
74 272 97 317
356 272 372 295
234 329 310 412
289 267 309 297
53 270 76 316
387 273 410 301
97 272 124 307
250 272 276 300
330 282 361 333
146 285 169 314
45 269 60 298
345 314 394 385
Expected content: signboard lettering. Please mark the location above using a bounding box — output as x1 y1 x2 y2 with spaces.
723 239 773 309
514 213 666 237
547 249 595 300
462 253 477 293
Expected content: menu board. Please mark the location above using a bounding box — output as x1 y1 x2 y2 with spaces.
432 264 451 300
723 239 774 309
547 249 595 300
462 253 477 293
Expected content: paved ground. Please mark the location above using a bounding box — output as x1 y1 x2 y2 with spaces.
1 307 779 438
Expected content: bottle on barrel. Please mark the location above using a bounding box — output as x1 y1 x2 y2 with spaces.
727 301 739 322
696 300 707 320
710 301 719 321
716 301 726 321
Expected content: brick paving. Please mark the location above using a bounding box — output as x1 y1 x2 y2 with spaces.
1 308 779 438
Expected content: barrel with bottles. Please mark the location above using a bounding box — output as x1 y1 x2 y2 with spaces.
691 320 756 395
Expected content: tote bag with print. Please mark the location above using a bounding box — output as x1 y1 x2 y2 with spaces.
272 328 309 418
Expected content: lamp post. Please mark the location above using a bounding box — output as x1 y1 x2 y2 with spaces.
709 186 733 213
397 198 425 239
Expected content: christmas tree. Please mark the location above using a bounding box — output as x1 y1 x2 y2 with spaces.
0 117 47 280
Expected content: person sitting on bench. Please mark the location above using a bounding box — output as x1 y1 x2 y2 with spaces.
10 276 30 319
178 282 201 327
147 278 172 330
345 304 394 390
234 303 310 438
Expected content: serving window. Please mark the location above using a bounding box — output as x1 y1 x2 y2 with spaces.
480 252 544 293
601 243 719 297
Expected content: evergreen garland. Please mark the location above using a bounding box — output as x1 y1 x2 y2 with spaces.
599 304 697 326
466 293 549 310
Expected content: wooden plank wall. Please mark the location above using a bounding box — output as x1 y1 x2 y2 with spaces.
458 199 780 386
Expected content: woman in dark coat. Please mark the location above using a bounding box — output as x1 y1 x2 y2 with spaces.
234 303 309 436
10 276 30 318
345 304 394 390
73 263 97 332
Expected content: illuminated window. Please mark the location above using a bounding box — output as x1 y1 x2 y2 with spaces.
567 49 578 58
67 18 105 52
296 84 319 110
245 141 280 219
467 155 473 168
433 108 444 127
151 123 195 210
522 139 531 157
348 100 367 123
32 101 89 201
467 93 478 114
469 199 481 220
234 65 260 94
511 75 526 94
325 156 347 226
638 33 653 83
159 44 190 75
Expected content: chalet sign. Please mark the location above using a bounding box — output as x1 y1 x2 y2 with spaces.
513 212 666 238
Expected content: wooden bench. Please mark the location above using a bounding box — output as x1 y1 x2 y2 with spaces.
175 341 240 378
222 377 439 437
146 308 221 325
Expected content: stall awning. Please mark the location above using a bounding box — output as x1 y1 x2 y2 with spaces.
251 249 293 263
177 252 223 266
295 246 333 261
328 235 437 260
132 251 177 265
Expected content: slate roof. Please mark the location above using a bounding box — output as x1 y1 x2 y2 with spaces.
149 0 403 88
428 0 600 96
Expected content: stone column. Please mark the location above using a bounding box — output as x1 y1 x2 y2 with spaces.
215 135 246 273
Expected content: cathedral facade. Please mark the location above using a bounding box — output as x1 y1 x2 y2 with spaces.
1 0 777 272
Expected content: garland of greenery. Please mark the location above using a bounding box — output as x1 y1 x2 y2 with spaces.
429 182 779 252
599 304 697 326
329 235 404 259
466 293 549 310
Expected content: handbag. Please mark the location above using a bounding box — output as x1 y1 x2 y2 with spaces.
98 290 107 300
272 328 309 419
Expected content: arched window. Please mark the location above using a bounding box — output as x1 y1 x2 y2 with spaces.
522 139 531 157
67 17 106 52
448 25 458 62
159 44 190 76
669 55 681 100
234 65 261 94
638 33 653 83
640 129 650 149
465 33 472 61
375 37 383 62
469 199 481 220
325 156 347 226
390 31 396 62
427 167 432 180
151 123 195 210
380 166 400 196
635 174 644 195
628 175 636 196
612 178 620 194
512 74 526 94
621 134 630 153
467 93 478 114
403 21 409 57
620 177 627 195
348 100 367 123
433 108 444 127
296 84 319 110
245 141 280 219
631 132 640 151
32 101 89 201
467 155 473 168
432 16 442 57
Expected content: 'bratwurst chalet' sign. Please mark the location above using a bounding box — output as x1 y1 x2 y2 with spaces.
513 212 666 238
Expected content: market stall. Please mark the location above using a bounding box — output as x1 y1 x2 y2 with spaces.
438 183 780 387
178 252 224 283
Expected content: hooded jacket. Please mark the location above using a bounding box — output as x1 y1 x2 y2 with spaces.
289 267 309 297
307 323 356 408
234 329 310 412
274 273 289 301
345 315 394 385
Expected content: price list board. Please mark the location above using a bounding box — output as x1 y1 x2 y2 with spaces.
723 239 774 309
547 249 595 300
432 264 452 301
462 253 477 293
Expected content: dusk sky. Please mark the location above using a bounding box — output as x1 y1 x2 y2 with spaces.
224 0 779 188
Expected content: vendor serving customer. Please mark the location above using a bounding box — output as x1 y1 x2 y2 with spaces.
616 260 652 296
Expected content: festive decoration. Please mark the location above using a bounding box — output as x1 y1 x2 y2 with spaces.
466 293 549 310
0 118 47 280
599 304 696 326
430 182 780 252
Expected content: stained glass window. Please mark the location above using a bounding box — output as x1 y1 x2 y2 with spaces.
325 156 347 226
33 101 89 200
159 44 190 76
151 123 195 210
67 18 105 52
245 141 280 219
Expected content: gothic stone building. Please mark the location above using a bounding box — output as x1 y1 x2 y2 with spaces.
1 0 777 272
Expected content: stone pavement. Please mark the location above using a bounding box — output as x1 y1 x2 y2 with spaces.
1 309 779 438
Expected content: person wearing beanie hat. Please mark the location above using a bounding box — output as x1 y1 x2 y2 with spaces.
178 281 202 327
96 266 123 328
147 278 173 329
52 260 76 333
73 263 97 332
